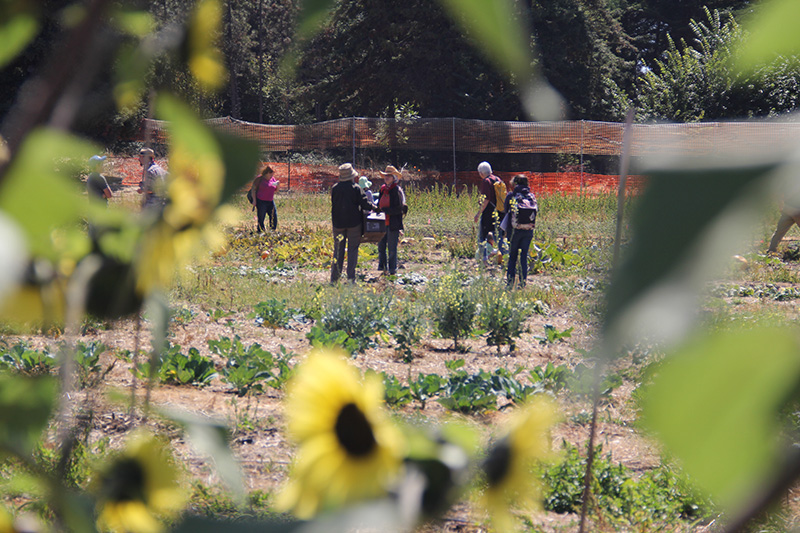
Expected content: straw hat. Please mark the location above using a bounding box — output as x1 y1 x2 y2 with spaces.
358 176 372 189
379 165 402 180
338 163 358 181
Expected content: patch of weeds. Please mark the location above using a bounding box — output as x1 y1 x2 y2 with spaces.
529 362 571 392
171 307 197 327
446 236 475 259
409 373 446 409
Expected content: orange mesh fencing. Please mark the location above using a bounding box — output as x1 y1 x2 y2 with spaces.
103 156 643 196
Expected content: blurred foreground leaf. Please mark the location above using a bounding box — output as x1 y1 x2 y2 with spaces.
603 161 776 352
642 327 800 507
0 5 39 69
0 374 57 456
735 0 800 73
0 129 94 260
162 409 244 500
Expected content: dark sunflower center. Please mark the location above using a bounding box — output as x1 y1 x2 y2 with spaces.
484 440 511 486
103 458 147 502
334 403 377 457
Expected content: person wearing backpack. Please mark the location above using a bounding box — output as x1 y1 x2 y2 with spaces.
249 165 279 232
504 174 538 289
473 161 507 266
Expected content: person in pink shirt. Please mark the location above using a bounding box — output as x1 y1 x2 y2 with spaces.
249 165 279 232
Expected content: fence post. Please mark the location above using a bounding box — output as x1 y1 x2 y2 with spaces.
580 120 585 195
613 108 635 268
287 156 291 192
352 117 356 164
452 117 457 193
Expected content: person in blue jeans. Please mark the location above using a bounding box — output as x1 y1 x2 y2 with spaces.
376 165 405 275
504 175 538 289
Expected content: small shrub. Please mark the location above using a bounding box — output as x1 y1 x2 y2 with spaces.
476 281 529 352
319 287 391 353
428 272 477 351
380 373 412 407
209 336 295 396
389 303 427 362
73 341 115 389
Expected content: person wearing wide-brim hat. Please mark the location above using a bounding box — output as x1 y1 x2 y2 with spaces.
375 165 406 276
330 163 375 283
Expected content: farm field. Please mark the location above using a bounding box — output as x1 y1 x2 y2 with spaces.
4 183 800 533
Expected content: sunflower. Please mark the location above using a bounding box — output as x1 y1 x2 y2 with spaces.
93 431 188 533
275 351 405 518
480 399 558 532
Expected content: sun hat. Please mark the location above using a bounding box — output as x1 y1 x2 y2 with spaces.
379 165 402 180
358 176 372 189
89 155 106 164
338 163 359 181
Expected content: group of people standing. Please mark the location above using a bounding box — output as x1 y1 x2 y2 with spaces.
330 163 406 283
474 161 539 289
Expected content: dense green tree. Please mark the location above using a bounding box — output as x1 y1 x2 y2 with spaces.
631 8 800 121
529 0 638 120
293 0 526 120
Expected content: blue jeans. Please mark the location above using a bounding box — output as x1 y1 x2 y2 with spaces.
256 199 277 231
507 228 533 286
378 229 400 274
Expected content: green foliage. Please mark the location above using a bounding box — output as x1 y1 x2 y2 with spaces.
476 282 529 352
381 373 413 407
73 341 114 389
319 288 391 353
389 303 427 362
305 325 360 355
529 363 571 392
409 373 446 410
537 324 574 345
428 272 477 351
0 342 57 376
543 443 712 527
250 298 292 329
133 343 217 387
209 336 295 396
0 373 57 455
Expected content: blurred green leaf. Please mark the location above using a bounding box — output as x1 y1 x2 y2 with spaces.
641 327 800 507
0 374 57 456
215 129 261 204
187 0 227 92
0 129 95 259
296 0 336 39
0 8 39 69
437 0 531 83
161 409 244 500
603 162 776 351
157 93 219 157
734 0 800 73
111 7 155 37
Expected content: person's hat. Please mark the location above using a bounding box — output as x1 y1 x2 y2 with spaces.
89 155 106 164
358 176 372 189
338 163 358 181
379 165 402 180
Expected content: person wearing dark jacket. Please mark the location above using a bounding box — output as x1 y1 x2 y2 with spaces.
331 163 374 282
504 175 538 289
375 165 405 275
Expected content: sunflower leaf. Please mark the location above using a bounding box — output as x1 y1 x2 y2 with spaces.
641 327 800 507
0 7 39 69
0 374 58 456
